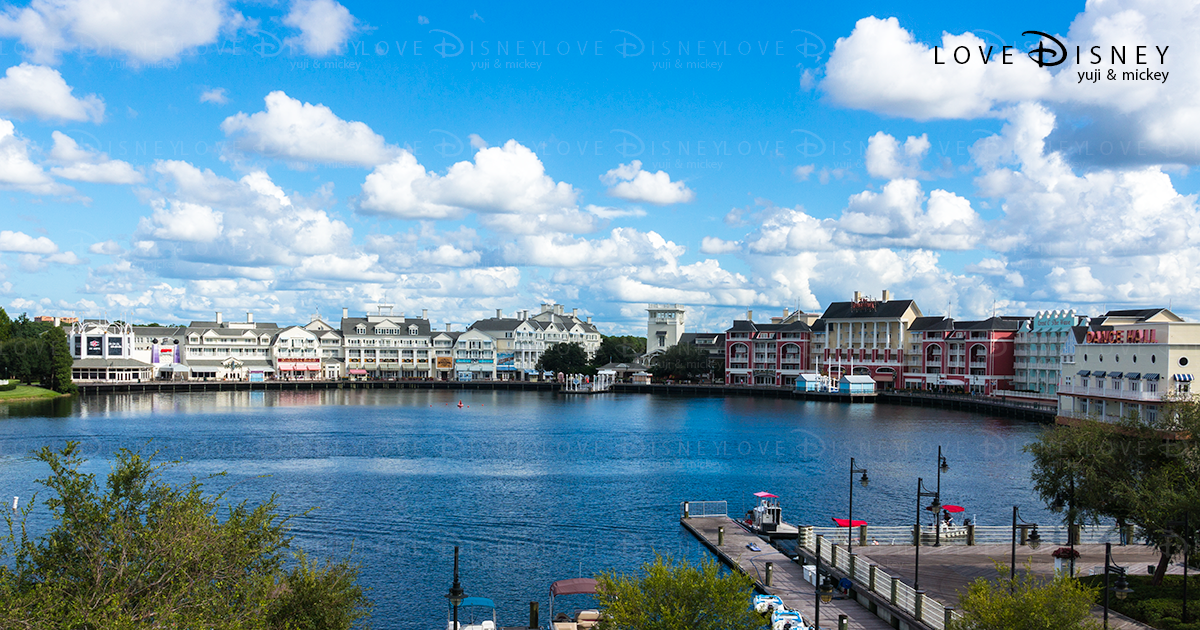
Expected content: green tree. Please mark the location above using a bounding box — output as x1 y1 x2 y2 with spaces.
10 313 50 339
948 563 1099 630
650 342 715 381
1027 399 1200 585
590 335 647 367
0 338 44 383
536 342 591 375
43 325 76 393
0 442 372 629
594 554 761 630
0 307 12 343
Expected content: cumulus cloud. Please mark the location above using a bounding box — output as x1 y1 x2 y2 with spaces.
792 164 815 181
502 228 684 268
821 16 1052 120
0 118 72 195
360 140 579 223
601 160 695 205
700 236 741 254
0 230 58 254
839 180 982 250
89 240 123 255
283 0 357 57
585 204 646 219
48 131 144 184
865 132 930 179
0 64 103 122
221 91 398 167
141 200 224 243
0 0 240 64
200 87 228 104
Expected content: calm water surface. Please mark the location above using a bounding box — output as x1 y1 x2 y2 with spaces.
0 390 1050 628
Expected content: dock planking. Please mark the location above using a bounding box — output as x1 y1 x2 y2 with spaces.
683 516 895 630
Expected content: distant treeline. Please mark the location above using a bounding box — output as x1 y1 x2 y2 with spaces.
0 309 75 393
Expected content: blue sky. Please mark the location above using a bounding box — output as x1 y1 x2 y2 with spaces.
1 0 1197 333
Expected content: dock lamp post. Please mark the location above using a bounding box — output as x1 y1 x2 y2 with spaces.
1166 513 1191 623
914 477 940 591
1009 506 1041 585
814 550 835 630
848 457 869 555
446 546 465 630
935 446 949 547
1103 542 1134 629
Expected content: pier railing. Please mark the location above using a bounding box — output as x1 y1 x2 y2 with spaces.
809 523 1128 547
680 501 727 519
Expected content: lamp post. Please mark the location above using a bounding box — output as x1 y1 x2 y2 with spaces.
446 546 465 630
914 477 940 591
1167 513 1191 623
815 548 834 630
1010 506 1041 585
1103 542 1133 629
848 457 869 556
935 446 948 547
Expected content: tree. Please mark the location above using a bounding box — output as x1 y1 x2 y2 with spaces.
650 342 715 381
594 554 761 630
10 313 50 339
590 335 646 367
0 443 372 629
0 307 11 343
1027 399 1200 585
0 338 43 383
948 563 1099 630
43 325 76 393
536 342 591 375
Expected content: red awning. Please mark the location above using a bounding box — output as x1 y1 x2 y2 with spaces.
348 369 368 375
943 505 965 513
753 491 779 498
550 578 597 597
832 518 867 527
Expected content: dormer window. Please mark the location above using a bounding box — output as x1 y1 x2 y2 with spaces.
409 325 418 335
356 325 366 334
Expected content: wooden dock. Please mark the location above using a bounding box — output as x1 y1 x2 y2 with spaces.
682 516 896 630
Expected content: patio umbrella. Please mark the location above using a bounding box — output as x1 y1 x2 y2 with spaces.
832 518 867 527
943 504 965 513
753 492 779 498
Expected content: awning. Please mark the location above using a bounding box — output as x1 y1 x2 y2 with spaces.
550 578 597 597
1144 373 1160 380
943 504 965 513
832 518 867 527
348 369 368 375
1125 372 1141 380
1109 372 1124 379
159 364 190 372
525 370 539 375
1175 374 1194 382
1077 370 1091 376
753 491 779 498
460 597 495 608
1093 371 1107 378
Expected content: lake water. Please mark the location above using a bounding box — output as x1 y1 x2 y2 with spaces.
0 390 1049 628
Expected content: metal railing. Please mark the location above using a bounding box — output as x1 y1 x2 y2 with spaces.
809 523 1127 546
680 500 727 518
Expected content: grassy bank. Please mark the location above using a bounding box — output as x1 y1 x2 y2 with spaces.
0 385 67 402
1080 574 1200 630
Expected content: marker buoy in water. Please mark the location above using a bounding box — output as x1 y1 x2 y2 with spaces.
457 400 463 408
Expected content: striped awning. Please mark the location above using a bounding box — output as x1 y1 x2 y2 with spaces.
1144 373 1160 380
1109 372 1124 379
1125 372 1141 380
1093 371 1107 378
1175 374 1194 382
1077 370 1091 376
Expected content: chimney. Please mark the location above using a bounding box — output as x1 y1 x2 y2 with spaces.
342 307 349 319
747 309 753 321
215 311 222 325
853 291 862 302
586 316 592 324
497 308 503 318
882 289 890 302
783 307 790 317
572 308 578 318
246 312 253 324
446 322 451 331
422 309 428 320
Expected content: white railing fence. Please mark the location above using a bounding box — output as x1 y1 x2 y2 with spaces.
680 500 727 518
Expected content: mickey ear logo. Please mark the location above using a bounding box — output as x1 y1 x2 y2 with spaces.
1022 31 1067 67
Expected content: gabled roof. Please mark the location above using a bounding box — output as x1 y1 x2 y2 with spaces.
909 316 951 332
340 317 432 336
679 332 725 345
132 325 187 337
820 299 921 320
724 320 811 334
954 316 1024 331
468 317 528 332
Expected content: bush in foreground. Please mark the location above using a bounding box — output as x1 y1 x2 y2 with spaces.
948 563 1099 630
0 442 371 629
594 554 761 630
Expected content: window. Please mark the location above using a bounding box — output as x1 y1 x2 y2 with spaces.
1097 378 1105 390
1081 377 1089 388
1182 357 1191 367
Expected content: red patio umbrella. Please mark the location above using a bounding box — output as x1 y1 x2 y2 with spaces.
942 504 965 513
832 518 867 527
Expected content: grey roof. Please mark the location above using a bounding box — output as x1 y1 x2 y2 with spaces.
468 317 527 332
723 320 811 334
598 361 649 372
72 358 152 369
132 325 187 336
953 316 1024 332
909 316 951 332
528 311 599 333
188 320 280 330
340 317 432 337
821 299 921 320
679 332 724 345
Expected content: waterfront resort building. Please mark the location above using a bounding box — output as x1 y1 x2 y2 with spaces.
647 303 686 353
303 314 345 380
1014 310 1085 398
469 310 549 381
271 326 324 381
724 310 812 386
183 312 279 381
1057 308 1198 423
529 303 602 358
340 306 433 380
453 328 497 381
904 316 1024 394
131 324 187 380
812 291 921 389
69 319 152 382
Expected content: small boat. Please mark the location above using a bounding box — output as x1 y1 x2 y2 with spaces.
752 594 784 614
548 578 601 630
771 607 811 630
449 596 498 630
746 542 762 552
741 492 800 539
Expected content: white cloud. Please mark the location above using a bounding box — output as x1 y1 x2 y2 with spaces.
88 240 123 255
839 180 982 250
0 0 239 64
503 228 684 268
361 140 579 223
792 164 815 181
221 91 398 167
283 0 357 57
601 160 695 205
141 200 224 243
585 204 646 219
0 64 103 122
293 253 393 282
700 236 741 254
45 250 85 264
0 118 72 195
0 230 58 254
865 132 930 179
200 87 228 104
426 244 481 267
821 17 1051 120
48 131 144 184
468 133 488 149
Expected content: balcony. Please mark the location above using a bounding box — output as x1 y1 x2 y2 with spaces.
1058 384 1163 402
